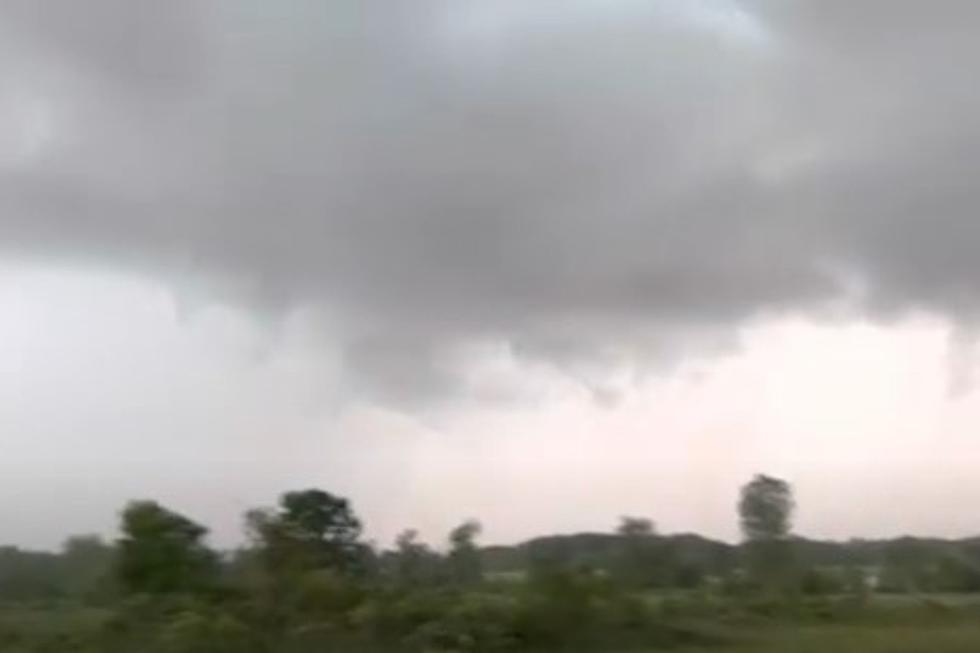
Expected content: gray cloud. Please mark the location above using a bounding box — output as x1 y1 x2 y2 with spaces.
3 0 980 402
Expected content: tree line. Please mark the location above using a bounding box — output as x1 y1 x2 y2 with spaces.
2 475 980 651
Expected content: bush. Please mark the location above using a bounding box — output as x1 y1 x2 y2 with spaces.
800 567 846 596
404 593 520 652
293 569 364 618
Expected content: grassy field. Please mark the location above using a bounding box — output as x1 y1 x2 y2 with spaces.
3 593 980 652
675 624 980 653
661 593 980 653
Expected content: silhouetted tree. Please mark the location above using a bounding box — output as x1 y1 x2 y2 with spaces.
617 516 655 538
0 547 62 601
387 529 445 586
246 489 364 578
448 520 483 584
738 475 795 591
60 535 114 600
739 475 794 541
613 516 671 588
116 501 216 595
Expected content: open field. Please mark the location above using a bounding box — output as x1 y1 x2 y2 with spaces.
676 624 980 653
2 593 980 652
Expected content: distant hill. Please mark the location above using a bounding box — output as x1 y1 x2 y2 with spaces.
481 531 735 575
480 532 980 577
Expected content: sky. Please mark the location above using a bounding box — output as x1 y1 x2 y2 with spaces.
4 0 980 550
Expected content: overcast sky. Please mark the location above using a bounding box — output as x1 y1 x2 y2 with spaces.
4 0 980 550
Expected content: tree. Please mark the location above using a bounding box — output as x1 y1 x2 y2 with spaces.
60 535 115 599
738 475 794 542
246 489 365 578
386 529 445 586
738 475 795 591
0 547 61 601
280 489 362 549
448 520 483 584
117 501 216 595
617 516 655 538
612 516 670 588
880 538 936 593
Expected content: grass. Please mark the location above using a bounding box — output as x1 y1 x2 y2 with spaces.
662 593 980 653
674 624 980 653
0 602 111 634
3 593 980 652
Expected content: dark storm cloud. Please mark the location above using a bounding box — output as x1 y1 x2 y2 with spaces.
3 0 980 400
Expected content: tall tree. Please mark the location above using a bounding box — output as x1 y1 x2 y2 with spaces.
60 535 114 599
391 529 443 586
116 501 216 595
738 475 795 590
246 489 365 578
739 475 794 542
447 520 483 584
617 516 655 538
613 516 670 588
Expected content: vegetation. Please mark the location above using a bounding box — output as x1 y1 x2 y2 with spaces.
4 476 980 651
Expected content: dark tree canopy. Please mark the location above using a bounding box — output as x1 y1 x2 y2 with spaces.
738 475 796 590
390 529 444 586
738 475 794 542
617 516 656 538
613 517 673 588
247 489 365 577
116 500 216 595
448 519 483 584
60 535 114 599
449 520 482 550
280 489 363 546
15 484 980 652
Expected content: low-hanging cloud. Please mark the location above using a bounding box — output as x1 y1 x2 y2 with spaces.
3 0 980 403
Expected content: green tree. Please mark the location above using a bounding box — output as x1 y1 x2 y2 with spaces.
116 501 216 595
0 547 61 601
880 538 936 593
246 489 365 578
448 520 483 584
617 516 655 538
392 529 444 586
739 475 794 541
60 534 115 600
612 516 670 588
738 475 795 591
936 552 980 592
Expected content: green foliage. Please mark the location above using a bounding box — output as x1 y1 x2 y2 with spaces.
611 516 678 589
404 592 521 652
486 533 737 592
876 543 980 594
389 529 446 587
116 501 217 595
935 554 980 592
518 565 611 646
448 520 483 585
12 481 980 652
0 547 63 601
60 535 115 600
673 561 707 589
280 490 362 548
0 537 113 603
89 597 264 653
361 590 523 652
292 568 364 617
245 489 365 579
156 610 257 653
799 567 846 595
